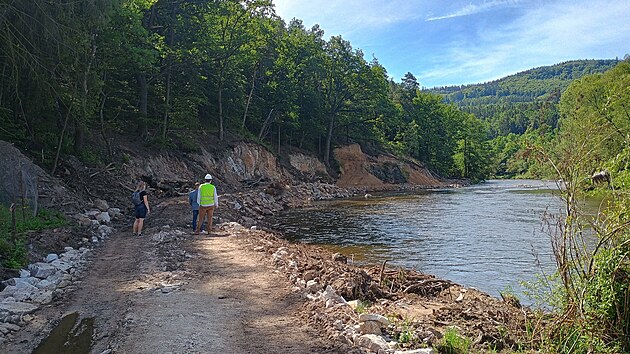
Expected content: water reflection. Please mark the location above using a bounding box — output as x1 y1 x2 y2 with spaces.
270 180 569 301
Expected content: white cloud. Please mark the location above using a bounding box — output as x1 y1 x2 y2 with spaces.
419 0 630 86
427 0 523 21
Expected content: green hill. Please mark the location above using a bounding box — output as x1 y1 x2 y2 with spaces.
428 59 619 136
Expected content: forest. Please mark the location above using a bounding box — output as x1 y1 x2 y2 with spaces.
0 1 627 185
0 0 491 181
1 1 629 352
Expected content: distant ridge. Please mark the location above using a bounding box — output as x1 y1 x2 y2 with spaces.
429 59 618 105
426 59 619 133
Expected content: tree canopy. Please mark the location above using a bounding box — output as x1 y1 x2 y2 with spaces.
0 0 493 180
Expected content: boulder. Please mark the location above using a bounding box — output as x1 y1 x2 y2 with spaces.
93 199 109 212
29 263 56 279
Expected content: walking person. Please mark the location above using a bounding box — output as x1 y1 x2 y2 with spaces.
132 181 150 236
188 183 204 232
195 174 218 235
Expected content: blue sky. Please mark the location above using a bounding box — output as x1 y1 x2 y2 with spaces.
273 0 630 88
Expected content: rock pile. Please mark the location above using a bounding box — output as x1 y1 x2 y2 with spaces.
0 197 121 346
235 223 442 354
71 198 120 243
0 247 91 345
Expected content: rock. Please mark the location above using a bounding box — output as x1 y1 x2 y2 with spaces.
347 299 360 310
85 210 100 218
98 225 113 238
45 253 59 263
303 270 318 282
0 323 21 334
76 216 92 227
0 301 38 316
107 207 121 218
455 293 464 302
96 212 111 224
31 290 53 305
359 313 390 326
29 263 56 279
394 349 436 354
359 320 382 335
50 259 73 273
355 334 388 353
93 199 109 212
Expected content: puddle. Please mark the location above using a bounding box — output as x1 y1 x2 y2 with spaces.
32 312 94 354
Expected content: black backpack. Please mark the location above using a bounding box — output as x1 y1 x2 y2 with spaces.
131 191 143 206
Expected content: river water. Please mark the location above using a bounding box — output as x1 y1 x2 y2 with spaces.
270 179 569 302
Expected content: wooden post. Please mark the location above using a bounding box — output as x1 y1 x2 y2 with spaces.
9 203 17 243
19 163 25 222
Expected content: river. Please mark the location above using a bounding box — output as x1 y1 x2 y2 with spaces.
270 179 570 303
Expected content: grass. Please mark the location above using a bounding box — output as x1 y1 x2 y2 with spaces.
0 204 67 269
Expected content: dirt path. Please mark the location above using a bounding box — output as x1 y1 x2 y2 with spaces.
4 199 335 354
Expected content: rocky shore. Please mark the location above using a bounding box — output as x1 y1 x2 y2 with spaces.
1 139 529 353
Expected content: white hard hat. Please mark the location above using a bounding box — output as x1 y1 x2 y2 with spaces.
204 173 212 180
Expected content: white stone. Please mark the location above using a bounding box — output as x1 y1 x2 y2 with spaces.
455 293 464 302
347 300 360 310
85 210 100 218
29 263 56 279
96 212 111 224
19 269 30 278
107 207 121 218
31 290 53 305
356 334 389 353
51 259 73 273
98 225 113 238
359 313 390 326
45 254 59 263
394 349 436 354
0 301 38 315
0 323 20 334
35 279 54 290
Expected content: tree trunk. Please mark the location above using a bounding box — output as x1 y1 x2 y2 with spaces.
162 65 172 140
257 108 274 140
136 73 148 138
242 65 257 129
324 113 335 166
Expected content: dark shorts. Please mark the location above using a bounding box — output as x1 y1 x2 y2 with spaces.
134 204 147 219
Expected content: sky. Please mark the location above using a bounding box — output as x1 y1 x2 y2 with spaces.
273 0 630 88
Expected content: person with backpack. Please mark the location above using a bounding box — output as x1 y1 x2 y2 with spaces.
132 181 150 236
194 174 218 235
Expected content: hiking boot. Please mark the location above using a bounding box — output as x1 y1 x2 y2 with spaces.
137 233 142 237
200 230 208 235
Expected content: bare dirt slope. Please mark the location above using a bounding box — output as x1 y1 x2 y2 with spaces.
4 198 337 354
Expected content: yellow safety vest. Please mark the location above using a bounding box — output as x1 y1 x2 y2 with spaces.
199 183 215 206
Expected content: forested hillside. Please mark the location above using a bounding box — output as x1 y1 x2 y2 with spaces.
0 0 490 181
430 60 618 137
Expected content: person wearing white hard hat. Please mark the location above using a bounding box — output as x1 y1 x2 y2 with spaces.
195 173 218 235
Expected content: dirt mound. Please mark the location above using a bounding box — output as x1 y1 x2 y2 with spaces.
333 144 443 190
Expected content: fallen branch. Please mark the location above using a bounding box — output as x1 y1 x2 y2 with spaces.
89 162 115 178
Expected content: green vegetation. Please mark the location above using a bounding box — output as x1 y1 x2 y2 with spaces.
435 327 472 354
0 205 67 269
521 61 630 352
0 0 492 181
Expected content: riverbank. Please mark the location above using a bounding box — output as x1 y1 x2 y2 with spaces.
0 139 531 352
1 185 535 353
